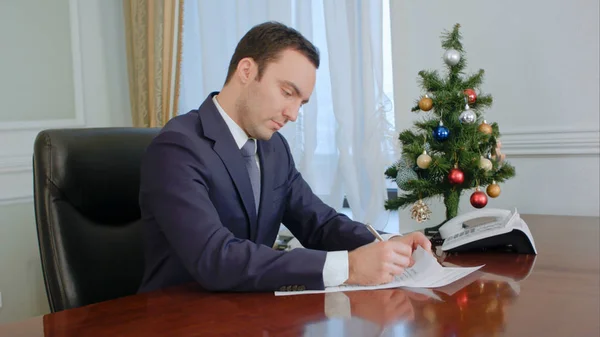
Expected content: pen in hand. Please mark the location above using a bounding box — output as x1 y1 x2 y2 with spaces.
366 223 385 242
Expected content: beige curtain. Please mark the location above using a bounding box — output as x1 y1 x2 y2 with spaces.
123 0 184 127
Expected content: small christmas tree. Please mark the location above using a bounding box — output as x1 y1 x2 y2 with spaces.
384 23 515 227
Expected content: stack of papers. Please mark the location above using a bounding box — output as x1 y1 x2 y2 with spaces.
275 246 483 296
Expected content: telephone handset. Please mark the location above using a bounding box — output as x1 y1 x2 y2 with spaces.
439 208 512 239
439 208 537 254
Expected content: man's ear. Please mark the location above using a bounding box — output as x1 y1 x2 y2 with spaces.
236 57 256 84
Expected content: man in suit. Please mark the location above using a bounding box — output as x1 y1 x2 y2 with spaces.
138 21 431 294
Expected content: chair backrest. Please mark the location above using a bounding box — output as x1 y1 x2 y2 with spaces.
32 127 160 312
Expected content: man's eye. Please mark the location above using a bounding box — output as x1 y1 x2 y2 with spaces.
282 90 292 97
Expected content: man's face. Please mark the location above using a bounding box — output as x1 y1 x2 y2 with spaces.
237 49 316 140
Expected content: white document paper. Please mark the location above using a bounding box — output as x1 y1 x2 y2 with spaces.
275 246 483 296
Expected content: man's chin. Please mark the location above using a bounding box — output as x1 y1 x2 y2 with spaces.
262 133 275 141
254 130 276 141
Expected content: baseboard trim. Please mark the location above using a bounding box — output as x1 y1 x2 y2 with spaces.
0 196 33 206
0 155 31 174
500 128 599 156
0 156 33 205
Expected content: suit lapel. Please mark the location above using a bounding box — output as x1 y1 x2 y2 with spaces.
197 93 258 239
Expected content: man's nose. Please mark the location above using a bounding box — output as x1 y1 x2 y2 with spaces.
283 105 300 122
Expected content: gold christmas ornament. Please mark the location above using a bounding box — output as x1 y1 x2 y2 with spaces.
416 150 432 169
478 120 493 135
418 95 433 111
411 199 432 223
487 181 501 198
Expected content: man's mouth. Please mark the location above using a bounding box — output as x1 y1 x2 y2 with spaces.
272 120 284 130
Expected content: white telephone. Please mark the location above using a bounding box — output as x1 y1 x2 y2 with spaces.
438 208 537 254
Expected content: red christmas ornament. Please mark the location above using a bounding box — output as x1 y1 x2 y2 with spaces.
448 168 464 185
464 89 477 104
470 188 488 208
456 291 469 308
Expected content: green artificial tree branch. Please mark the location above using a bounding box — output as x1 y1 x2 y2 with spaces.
464 69 485 89
441 23 464 51
418 70 445 92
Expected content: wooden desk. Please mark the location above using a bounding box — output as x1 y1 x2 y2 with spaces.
0 214 598 336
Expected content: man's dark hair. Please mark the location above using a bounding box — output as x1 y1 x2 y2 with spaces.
224 21 320 85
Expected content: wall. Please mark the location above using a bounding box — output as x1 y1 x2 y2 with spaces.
389 0 600 232
0 0 131 324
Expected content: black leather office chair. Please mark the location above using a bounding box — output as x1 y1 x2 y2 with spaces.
32 127 159 312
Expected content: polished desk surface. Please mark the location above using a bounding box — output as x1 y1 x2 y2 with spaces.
1 214 598 336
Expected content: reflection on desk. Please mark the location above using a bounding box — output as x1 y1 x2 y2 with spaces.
314 253 536 336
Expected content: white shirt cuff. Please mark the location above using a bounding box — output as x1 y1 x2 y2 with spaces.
322 251 349 287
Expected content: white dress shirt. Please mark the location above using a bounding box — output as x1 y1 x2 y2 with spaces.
212 95 398 287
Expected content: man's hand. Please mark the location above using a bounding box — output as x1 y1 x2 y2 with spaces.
389 231 432 253
347 289 418 325
345 232 432 286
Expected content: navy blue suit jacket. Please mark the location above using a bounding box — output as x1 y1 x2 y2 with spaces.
137 93 377 293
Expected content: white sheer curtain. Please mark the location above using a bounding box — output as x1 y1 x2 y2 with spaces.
179 0 395 230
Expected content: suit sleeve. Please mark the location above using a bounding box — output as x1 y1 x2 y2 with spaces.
277 134 379 251
139 131 327 291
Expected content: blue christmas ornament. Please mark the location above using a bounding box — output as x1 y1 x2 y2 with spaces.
432 121 450 141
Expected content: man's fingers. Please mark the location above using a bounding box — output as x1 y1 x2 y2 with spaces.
380 247 411 268
409 232 432 252
388 241 412 256
406 291 431 301
385 262 405 277
392 254 411 268
390 290 409 304
387 233 431 254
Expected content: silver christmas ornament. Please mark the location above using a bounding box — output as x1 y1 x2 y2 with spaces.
395 156 416 170
443 49 461 66
395 167 418 190
459 104 476 124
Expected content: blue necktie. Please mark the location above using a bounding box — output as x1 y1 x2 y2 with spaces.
241 139 260 213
